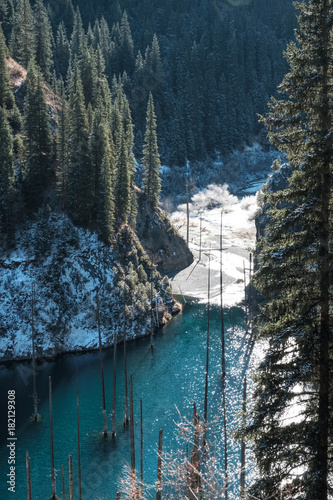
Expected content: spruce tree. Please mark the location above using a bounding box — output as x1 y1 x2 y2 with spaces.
56 82 70 209
0 22 13 110
96 119 116 243
119 11 134 75
247 2 333 498
67 70 93 225
0 106 15 234
142 93 161 209
69 7 85 61
10 0 35 68
0 23 21 131
23 62 51 210
115 124 131 223
33 0 54 82
54 22 70 80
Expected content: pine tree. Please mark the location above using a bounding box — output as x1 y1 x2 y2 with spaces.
115 124 131 223
0 106 15 234
0 22 13 110
23 62 51 210
119 11 134 75
98 16 111 74
33 0 54 82
0 0 14 40
69 7 86 63
247 2 333 499
10 0 35 68
67 70 93 225
0 23 21 131
97 121 116 243
142 93 161 209
54 22 70 80
56 82 70 209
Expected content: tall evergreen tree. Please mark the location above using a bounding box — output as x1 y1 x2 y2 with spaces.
56 82 70 209
67 71 93 225
0 0 14 40
0 23 20 131
247 2 333 499
142 93 161 209
23 62 51 210
0 22 13 110
0 106 15 234
93 115 116 243
115 124 131 223
119 11 134 75
33 0 54 82
10 0 35 68
54 22 70 80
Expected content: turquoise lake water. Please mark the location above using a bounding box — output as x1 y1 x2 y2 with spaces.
0 302 254 499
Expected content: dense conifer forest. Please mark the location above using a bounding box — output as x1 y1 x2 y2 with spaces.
1 0 333 499
0 0 297 238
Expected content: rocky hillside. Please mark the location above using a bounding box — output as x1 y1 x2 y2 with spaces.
0 208 186 361
136 190 193 273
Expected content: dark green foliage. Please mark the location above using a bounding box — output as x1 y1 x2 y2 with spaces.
67 71 93 225
0 22 13 109
0 106 15 234
96 120 116 243
10 0 35 68
56 83 70 209
142 92 161 209
54 22 70 80
115 125 131 223
248 2 333 498
0 0 14 40
33 0 54 82
23 62 52 210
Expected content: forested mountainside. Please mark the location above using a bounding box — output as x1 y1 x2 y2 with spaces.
0 0 197 359
0 0 297 168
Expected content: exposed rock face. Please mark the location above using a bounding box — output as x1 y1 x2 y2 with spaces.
135 192 193 274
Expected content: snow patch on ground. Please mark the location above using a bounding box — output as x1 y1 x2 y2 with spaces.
169 186 258 306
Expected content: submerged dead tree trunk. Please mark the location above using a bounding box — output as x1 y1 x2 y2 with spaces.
123 302 129 425
97 293 108 437
140 398 143 499
129 375 138 498
49 376 57 500
26 451 32 500
112 330 117 438
130 374 135 471
199 214 202 261
240 376 247 498
150 282 154 349
186 181 190 247
156 429 163 500
248 253 253 329
220 212 228 500
62 464 65 500
31 286 38 421
189 403 201 499
76 357 82 500
68 454 73 500
203 253 211 452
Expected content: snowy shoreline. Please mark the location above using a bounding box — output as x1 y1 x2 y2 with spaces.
169 187 258 307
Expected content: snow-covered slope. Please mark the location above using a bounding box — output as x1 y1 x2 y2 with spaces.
0 211 179 360
169 185 258 306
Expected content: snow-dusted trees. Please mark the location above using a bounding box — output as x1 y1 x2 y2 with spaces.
23 62 51 210
142 93 161 209
0 106 15 234
248 2 333 498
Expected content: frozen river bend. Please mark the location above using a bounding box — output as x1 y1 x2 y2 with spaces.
169 186 258 306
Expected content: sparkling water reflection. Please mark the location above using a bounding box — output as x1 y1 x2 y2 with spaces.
0 302 254 499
